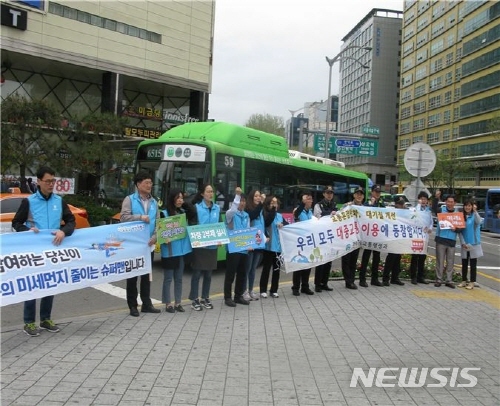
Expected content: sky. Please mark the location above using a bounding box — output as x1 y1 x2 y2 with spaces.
209 0 404 126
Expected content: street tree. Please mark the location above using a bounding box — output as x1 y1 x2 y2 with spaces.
1 95 64 191
245 113 285 137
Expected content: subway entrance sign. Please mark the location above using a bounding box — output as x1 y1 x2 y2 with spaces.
313 134 378 156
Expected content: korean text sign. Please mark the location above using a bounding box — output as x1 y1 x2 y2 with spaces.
0 222 151 306
157 214 187 244
186 223 230 248
227 227 266 253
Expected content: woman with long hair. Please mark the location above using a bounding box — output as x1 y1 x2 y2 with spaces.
160 189 197 313
458 199 483 290
189 183 221 310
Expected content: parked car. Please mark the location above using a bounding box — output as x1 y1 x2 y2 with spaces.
0 193 90 234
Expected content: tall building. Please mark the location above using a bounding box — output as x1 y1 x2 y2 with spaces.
1 0 214 194
338 9 403 190
398 0 500 193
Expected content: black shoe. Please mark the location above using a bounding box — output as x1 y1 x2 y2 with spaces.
224 298 236 307
234 296 250 305
165 305 175 313
142 305 161 313
301 288 314 295
434 281 442 287
417 279 429 284
320 285 333 291
445 282 456 289
314 286 322 293
411 279 418 285
382 281 390 286
391 280 405 286
346 283 358 290
359 280 368 288
129 307 139 317
371 280 383 286
292 289 300 296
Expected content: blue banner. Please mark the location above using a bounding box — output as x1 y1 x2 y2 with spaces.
227 227 266 253
0 222 151 306
186 223 230 248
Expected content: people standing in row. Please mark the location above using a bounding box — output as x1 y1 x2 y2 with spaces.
120 171 161 316
244 189 265 301
382 197 406 286
409 191 432 285
160 189 197 313
312 186 336 292
340 187 365 290
291 191 315 296
260 195 287 298
434 194 460 288
358 184 385 287
458 199 483 290
189 183 220 310
12 166 76 337
224 187 251 307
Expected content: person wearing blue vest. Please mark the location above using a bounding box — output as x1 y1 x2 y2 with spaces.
458 199 483 290
12 166 76 337
160 188 197 313
434 194 461 288
410 191 432 285
260 195 288 298
291 190 315 296
224 187 251 307
189 183 221 311
120 171 161 316
244 189 266 301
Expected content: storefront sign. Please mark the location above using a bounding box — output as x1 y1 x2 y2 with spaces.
122 106 162 121
163 112 200 124
1 4 28 30
124 126 162 139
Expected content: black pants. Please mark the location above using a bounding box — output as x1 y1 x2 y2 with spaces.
260 250 281 294
314 261 331 287
410 254 427 281
383 253 401 282
225 252 247 299
341 249 360 285
292 268 311 291
462 252 477 282
359 249 381 282
126 252 154 309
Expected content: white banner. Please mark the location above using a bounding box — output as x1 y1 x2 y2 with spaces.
279 206 432 273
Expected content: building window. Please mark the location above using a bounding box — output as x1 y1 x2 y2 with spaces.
415 84 427 98
443 110 451 124
443 129 451 141
429 95 441 109
413 118 426 131
445 52 454 67
444 90 452 104
414 100 426 114
428 113 442 127
427 131 440 143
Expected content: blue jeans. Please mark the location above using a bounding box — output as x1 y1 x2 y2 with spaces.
24 296 54 324
245 250 262 292
162 256 184 304
189 268 212 300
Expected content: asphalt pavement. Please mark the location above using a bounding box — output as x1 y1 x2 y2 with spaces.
1 274 499 406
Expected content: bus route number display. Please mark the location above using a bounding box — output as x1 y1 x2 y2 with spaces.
216 154 241 171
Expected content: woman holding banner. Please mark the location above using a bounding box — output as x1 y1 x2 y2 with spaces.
189 184 221 311
160 189 197 313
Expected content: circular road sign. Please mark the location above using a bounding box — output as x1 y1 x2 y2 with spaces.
403 142 436 178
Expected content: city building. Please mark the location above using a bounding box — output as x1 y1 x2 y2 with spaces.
398 0 500 195
1 0 214 196
338 8 403 191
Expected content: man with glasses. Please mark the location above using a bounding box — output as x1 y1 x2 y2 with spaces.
120 171 161 316
12 166 76 337
313 186 337 292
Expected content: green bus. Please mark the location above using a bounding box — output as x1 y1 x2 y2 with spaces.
135 121 369 221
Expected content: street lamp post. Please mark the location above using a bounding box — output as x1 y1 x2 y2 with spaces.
288 107 304 150
324 45 372 158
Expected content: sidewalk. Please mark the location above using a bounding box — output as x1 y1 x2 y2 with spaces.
1 280 499 406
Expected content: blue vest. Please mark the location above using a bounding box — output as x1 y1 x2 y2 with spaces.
159 210 193 258
298 208 313 222
462 213 481 245
266 212 283 253
251 210 265 235
128 192 158 237
436 206 459 241
27 192 62 229
195 200 220 250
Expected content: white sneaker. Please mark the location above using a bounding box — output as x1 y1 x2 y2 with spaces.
466 282 474 290
249 291 259 300
260 292 268 298
457 281 468 288
271 292 279 298
474 282 480 287
242 291 252 301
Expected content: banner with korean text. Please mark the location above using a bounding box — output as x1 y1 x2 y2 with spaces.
186 223 230 248
0 222 151 306
157 214 187 244
279 206 432 273
227 227 266 253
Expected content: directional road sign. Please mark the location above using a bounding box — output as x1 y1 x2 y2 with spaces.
362 126 380 136
314 134 378 156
